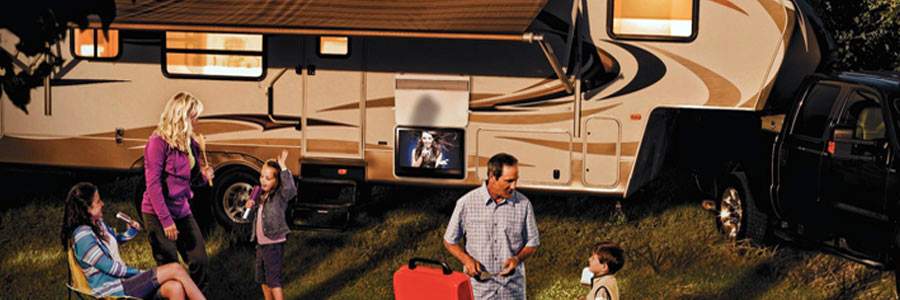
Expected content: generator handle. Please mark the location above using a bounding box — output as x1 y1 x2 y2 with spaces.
408 258 452 275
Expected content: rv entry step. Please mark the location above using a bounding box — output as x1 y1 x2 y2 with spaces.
292 177 358 230
300 157 365 181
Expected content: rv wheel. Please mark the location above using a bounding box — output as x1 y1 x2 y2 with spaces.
213 169 258 229
716 175 769 244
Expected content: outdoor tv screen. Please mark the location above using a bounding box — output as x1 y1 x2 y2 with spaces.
394 127 465 179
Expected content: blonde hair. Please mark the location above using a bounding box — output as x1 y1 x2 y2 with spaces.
154 92 203 152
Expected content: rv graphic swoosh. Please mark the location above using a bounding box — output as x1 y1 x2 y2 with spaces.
512 78 557 93
317 93 504 113
711 0 748 16
600 41 666 100
494 136 639 156
200 114 357 131
471 103 620 124
468 155 536 168
50 79 130 86
648 46 742 107
758 0 787 30
583 46 622 100
317 97 396 113
470 86 570 112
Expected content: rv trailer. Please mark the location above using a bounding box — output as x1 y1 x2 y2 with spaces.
0 0 830 228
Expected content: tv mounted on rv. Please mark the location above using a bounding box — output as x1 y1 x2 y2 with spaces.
394 127 465 179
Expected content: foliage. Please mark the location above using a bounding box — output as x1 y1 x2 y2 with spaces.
809 0 900 71
0 0 115 113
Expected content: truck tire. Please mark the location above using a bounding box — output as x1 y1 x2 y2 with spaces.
716 174 769 244
213 168 258 230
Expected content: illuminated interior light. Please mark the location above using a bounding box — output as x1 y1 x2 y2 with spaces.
613 18 693 37
79 45 95 56
320 36 348 55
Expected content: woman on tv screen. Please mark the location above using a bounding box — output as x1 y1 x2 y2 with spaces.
411 131 449 168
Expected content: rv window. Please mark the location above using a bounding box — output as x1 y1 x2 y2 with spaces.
71 29 120 59
164 32 265 79
166 32 262 51
319 36 349 57
608 0 697 41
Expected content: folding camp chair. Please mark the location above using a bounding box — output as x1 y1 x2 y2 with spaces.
66 247 141 300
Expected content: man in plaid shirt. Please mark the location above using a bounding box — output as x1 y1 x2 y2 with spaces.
444 153 540 299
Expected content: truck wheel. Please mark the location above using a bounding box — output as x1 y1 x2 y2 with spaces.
717 175 769 244
213 168 258 229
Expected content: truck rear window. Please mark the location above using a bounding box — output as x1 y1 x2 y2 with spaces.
792 84 841 139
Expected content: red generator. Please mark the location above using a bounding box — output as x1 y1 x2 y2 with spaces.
393 258 473 300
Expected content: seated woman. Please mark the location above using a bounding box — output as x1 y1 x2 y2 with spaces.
60 182 206 300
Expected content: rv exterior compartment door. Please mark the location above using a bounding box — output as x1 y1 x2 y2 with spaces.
583 117 621 187
303 36 364 159
476 129 572 185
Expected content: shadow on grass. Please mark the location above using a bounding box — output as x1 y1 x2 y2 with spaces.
286 185 461 299
522 169 812 298
825 269 887 300
0 165 141 210
685 255 805 300
527 168 701 228
290 214 446 299
194 184 463 299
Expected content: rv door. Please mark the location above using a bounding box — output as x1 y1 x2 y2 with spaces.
301 36 364 159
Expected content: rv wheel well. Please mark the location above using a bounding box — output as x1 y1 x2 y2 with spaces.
214 163 259 180
627 108 761 198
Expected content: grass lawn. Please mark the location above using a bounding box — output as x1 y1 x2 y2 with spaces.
0 171 896 299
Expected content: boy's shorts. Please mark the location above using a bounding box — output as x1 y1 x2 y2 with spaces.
122 268 161 299
255 243 285 288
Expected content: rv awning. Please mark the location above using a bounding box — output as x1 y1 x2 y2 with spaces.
88 0 550 42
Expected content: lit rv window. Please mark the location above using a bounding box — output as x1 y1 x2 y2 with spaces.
319 36 349 56
72 28 120 59
166 32 263 51
609 0 697 41
164 32 265 79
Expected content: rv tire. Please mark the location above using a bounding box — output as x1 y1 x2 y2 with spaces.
213 168 259 231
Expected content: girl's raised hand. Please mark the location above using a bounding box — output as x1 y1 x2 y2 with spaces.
277 150 288 168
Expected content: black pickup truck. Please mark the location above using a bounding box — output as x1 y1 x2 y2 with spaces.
706 71 900 272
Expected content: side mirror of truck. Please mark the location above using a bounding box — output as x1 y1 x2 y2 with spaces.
828 126 888 161
828 127 854 158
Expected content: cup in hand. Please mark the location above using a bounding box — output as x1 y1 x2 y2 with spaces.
116 211 141 230
116 211 135 224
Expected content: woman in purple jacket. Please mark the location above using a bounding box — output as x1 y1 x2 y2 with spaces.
141 91 214 292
